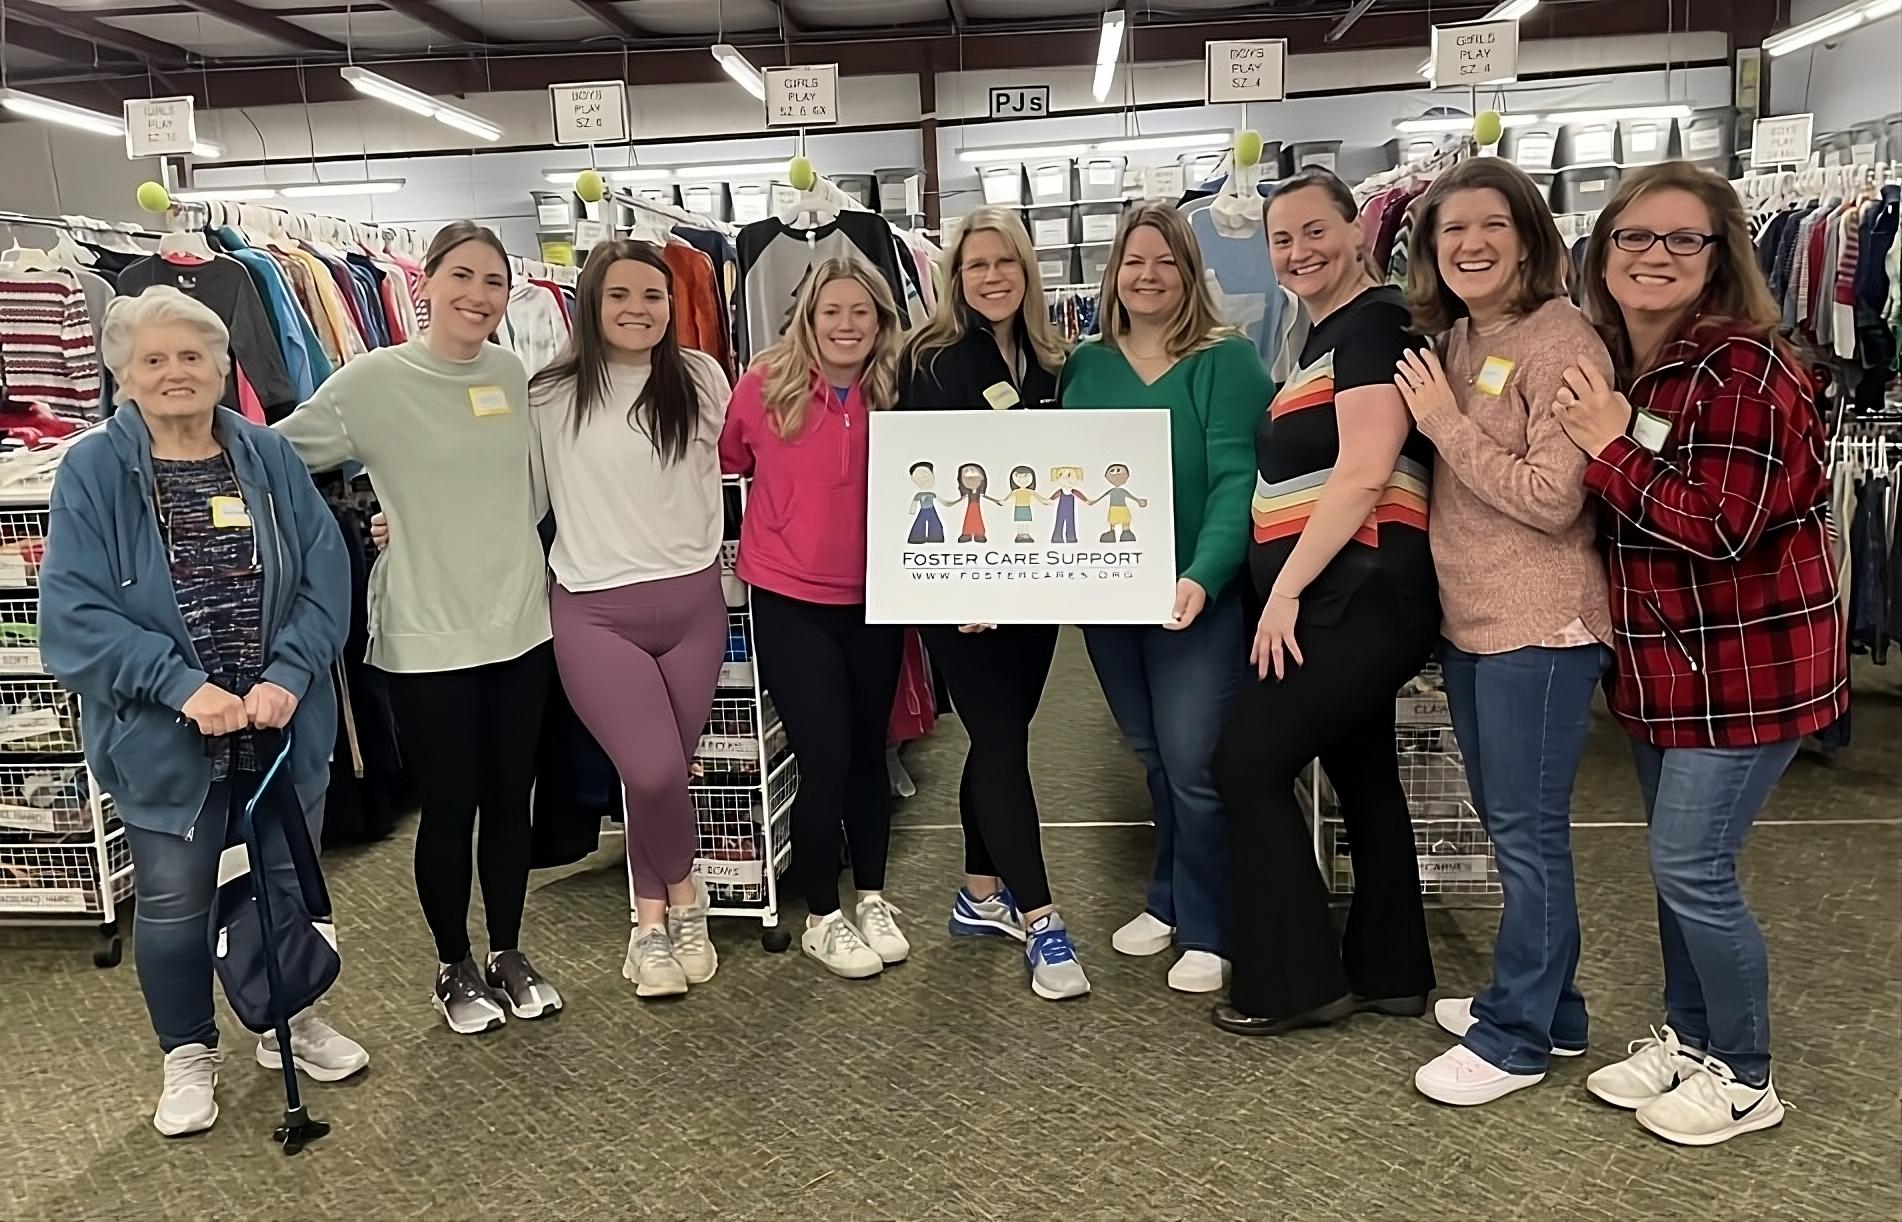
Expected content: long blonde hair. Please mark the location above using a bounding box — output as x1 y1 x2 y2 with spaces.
905 206 1069 379
1099 202 1230 358
756 258 904 439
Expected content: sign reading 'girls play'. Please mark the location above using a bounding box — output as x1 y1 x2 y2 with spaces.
865 409 1177 625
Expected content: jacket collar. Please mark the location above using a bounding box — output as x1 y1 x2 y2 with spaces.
106 405 267 488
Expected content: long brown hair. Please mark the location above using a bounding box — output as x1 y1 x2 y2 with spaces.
530 240 698 464
1099 203 1231 359
906 205 1069 380
756 258 903 439
1405 158 1569 334
1579 161 1783 374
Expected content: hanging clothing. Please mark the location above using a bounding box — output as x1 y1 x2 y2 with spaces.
0 266 102 414
734 212 915 363
660 242 728 373
118 254 297 416
1184 196 1285 373
502 282 569 377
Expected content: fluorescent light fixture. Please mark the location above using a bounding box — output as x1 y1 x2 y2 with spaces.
0 88 124 137
712 44 766 101
173 187 280 202
543 167 675 186
340 66 501 141
191 141 224 159
1093 9 1126 103
1419 0 1538 76
1094 131 1230 154
1764 0 1901 55
1541 104 1693 124
1395 112 1544 133
277 179 407 198
956 143 1092 164
670 161 792 179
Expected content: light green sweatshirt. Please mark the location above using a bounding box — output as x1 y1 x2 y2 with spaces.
276 339 552 674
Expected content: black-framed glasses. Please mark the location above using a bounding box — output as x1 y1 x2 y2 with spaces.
1611 228 1719 256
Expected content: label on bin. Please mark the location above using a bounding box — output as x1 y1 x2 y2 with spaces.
1417 854 1491 884
694 857 764 887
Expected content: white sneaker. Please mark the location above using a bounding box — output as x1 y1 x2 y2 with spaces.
1415 1044 1545 1106
1586 1025 1702 1110
667 877 719 985
1111 912 1175 957
622 926 689 998
1636 1055 1784 1147
154 1043 220 1137
802 911 884 979
1435 997 1586 1057
854 895 910 965
1167 950 1228 993
255 1009 369 1083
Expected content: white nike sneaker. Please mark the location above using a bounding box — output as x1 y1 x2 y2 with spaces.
1636 1055 1784 1146
1435 996 1586 1057
154 1043 220 1137
1586 1025 1702 1110
802 911 884 979
1111 912 1174 957
1414 1043 1544 1106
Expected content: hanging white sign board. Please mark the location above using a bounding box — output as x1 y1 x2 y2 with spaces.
1429 18 1520 88
765 65 839 128
123 96 197 159
1205 39 1287 104
988 86 1051 118
1751 113 1815 168
549 81 628 146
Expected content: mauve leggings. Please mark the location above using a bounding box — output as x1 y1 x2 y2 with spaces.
551 563 727 901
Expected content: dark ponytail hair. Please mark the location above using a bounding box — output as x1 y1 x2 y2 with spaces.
423 220 511 283
530 239 699 466
1265 168 1379 277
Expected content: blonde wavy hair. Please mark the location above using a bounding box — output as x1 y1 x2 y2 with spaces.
905 206 1069 380
1099 202 1232 358
757 258 904 438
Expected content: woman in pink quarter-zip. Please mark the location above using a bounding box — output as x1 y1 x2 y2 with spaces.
719 258 911 982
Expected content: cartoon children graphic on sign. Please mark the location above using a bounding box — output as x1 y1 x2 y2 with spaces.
906 461 946 544
1097 463 1147 543
1003 465 1046 544
1048 465 1086 543
952 462 1002 544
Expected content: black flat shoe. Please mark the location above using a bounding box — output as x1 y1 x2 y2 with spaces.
1211 994 1356 1037
1353 994 1428 1018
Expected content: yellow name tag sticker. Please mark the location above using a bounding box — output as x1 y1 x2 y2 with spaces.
469 385 512 417
208 496 251 529
982 382 1021 410
1475 356 1515 396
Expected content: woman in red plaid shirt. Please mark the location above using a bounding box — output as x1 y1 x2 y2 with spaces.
1553 161 1847 1149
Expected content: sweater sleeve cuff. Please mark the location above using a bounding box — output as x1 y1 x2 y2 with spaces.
159 667 211 713
1583 435 1643 495
1412 408 1462 447
263 659 315 702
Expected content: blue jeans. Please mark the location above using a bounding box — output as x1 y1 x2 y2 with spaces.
1083 586 1243 955
123 779 322 1052
1442 643 1609 1073
1630 738 1799 1087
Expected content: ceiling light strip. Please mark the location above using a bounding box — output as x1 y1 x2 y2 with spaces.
340 67 501 142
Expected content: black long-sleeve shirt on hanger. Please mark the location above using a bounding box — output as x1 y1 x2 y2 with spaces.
734 211 914 363
117 254 296 414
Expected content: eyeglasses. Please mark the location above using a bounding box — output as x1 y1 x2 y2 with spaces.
1610 228 1719 256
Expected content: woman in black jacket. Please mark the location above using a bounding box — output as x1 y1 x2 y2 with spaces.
897 206 1085 1001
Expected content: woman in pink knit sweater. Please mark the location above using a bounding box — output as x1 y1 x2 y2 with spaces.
1391 158 1615 1108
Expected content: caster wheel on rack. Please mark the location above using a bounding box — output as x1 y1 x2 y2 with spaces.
93 932 122 968
761 927 793 953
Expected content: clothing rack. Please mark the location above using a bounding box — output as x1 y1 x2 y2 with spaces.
0 212 163 245
1353 140 1473 204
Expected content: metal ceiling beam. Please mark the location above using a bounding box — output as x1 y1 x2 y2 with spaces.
557 0 653 40
0 21 141 70
175 0 347 54
378 0 493 45
4 0 194 64
761 0 804 38
945 0 967 31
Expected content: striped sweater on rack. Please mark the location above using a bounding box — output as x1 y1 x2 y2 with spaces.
0 270 101 413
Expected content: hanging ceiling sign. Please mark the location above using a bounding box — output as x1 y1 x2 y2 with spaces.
1429 18 1520 88
1751 113 1815 168
1204 39 1288 104
765 65 840 128
123 96 198 159
549 80 629 146
988 86 1051 118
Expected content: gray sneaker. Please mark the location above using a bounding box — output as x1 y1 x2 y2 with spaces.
622 927 689 998
485 950 563 1019
667 877 719 986
1026 913 1091 1001
434 957 507 1035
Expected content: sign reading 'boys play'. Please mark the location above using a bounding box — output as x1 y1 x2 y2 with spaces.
865 409 1177 625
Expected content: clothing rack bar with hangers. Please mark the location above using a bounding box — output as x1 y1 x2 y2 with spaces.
0 212 164 242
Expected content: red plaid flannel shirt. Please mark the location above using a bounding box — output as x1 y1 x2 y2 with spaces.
1583 324 1847 748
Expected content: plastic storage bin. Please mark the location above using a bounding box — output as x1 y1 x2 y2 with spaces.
1078 243 1113 289
1282 140 1342 175
1502 122 1561 172
1619 117 1672 165
832 174 877 210
1037 247 1079 287
731 183 772 224
1676 109 1732 162
1027 205 1077 250
1078 156 1126 201
1557 121 1618 167
679 182 732 222
1026 159 1076 205
1078 202 1122 246
1180 150 1226 190
979 165 1025 206
1550 165 1622 213
876 167 920 220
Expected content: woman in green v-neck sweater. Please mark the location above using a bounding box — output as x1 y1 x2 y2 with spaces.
1057 203 1272 994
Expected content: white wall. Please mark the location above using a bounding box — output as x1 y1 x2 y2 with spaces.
0 123 166 226
1766 2 1902 133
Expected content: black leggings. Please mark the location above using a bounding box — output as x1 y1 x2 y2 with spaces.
1212 582 1438 1019
751 589 904 918
388 644 553 964
922 623 1059 912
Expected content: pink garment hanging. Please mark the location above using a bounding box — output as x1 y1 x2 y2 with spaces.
233 365 266 424
887 628 936 746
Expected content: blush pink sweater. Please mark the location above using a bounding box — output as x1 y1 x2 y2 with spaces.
1414 298 1615 654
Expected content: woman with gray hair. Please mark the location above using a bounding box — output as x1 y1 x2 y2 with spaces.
39 285 360 1138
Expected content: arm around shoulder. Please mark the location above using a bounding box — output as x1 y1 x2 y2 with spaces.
273 377 355 471
260 430 350 701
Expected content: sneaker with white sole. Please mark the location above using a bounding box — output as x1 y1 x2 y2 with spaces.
1025 913 1091 1000
434 957 508 1035
485 950 563 1019
1636 1055 1784 1147
803 911 884 979
255 1009 369 1083
1435 996 1586 1057
1168 950 1228 993
623 927 689 998
667 878 718 985
1111 911 1174 957
154 1043 220 1137
1415 1043 1545 1106
1586 1025 1703 1110
854 895 910 964
949 886 1026 942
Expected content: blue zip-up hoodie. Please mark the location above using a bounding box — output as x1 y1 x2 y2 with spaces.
39 407 349 839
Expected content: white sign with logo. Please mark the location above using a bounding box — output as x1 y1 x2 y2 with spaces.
988 85 1051 118
866 410 1177 625
1205 39 1288 103
1751 113 1815 168
549 80 628 146
123 96 198 159
1429 18 1520 88
765 64 839 128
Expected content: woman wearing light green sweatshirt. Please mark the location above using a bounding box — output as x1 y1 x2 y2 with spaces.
277 221 560 1037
